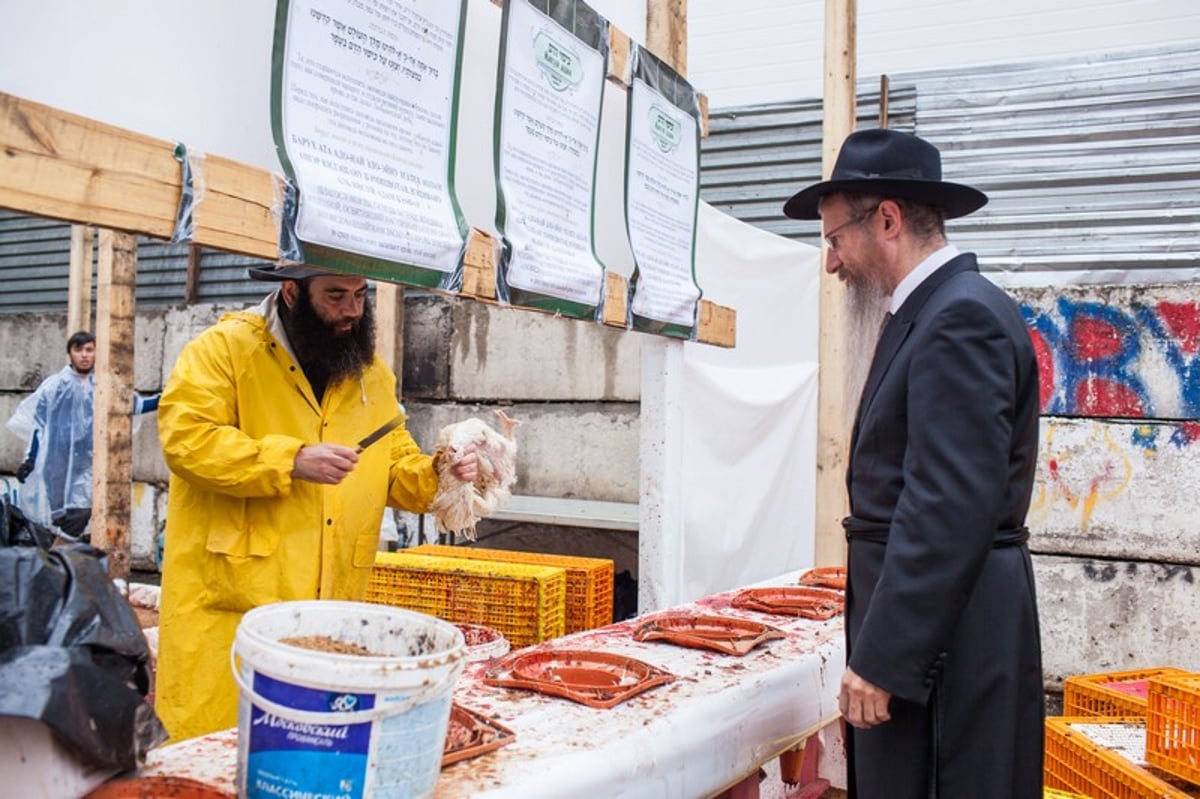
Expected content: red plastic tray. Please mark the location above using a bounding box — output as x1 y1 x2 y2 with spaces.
632 612 786 656
483 649 675 709
731 586 845 620
797 566 847 591
442 703 515 766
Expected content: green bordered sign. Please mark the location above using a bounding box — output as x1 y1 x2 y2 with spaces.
270 0 469 289
493 0 609 320
623 45 703 340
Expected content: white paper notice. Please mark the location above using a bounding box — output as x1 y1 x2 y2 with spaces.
278 0 465 271
496 0 606 307
626 78 701 326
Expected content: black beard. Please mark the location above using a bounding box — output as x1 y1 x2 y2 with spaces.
278 282 376 398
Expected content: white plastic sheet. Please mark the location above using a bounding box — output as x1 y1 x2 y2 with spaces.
640 204 821 608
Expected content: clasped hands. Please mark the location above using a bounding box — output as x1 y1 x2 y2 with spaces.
293 442 479 486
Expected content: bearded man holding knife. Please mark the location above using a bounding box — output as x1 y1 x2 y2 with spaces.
155 265 477 741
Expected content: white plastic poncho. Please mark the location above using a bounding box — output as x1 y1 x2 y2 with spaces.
6 366 95 527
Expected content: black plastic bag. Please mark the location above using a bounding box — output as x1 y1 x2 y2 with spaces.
0 495 56 550
0 516 168 771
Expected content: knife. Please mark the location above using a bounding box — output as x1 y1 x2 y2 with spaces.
355 413 405 453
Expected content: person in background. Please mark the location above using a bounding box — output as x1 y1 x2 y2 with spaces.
154 265 478 741
782 129 1043 798
7 330 159 540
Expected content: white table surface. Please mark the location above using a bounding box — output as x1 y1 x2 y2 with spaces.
140 570 845 799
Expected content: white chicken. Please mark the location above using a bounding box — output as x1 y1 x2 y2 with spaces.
430 409 520 541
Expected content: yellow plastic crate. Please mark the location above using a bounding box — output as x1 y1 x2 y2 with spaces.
1063 667 1190 718
408 544 614 633
1146 673 1200 787
1044 717 1200 799
368 551 566 647
1045 789 1088 799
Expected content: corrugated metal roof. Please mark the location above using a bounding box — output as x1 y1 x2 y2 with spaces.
700 43 1200 283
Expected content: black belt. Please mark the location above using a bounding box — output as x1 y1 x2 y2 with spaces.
842 516 1030 548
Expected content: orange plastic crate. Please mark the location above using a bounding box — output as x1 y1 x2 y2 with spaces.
368 551 566 647
1063 667 1190 718
1044 717 1199 799
408 544 614 633
1146 674 1200 786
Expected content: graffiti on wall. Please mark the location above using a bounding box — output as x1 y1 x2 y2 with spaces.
1029 419 1200 530
1022 297 1200 418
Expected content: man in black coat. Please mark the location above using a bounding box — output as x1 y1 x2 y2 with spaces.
783 129 1043 798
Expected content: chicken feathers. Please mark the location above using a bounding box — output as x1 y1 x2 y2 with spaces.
430 409 520 541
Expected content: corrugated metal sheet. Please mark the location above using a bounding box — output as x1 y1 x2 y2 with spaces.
700 43 1200 282
0 211 76 312
701 88 917 241
0 209 272 312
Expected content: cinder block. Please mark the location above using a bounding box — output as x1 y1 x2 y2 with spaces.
406 296 641 402
1034 553 1200 688
1030 418 1200 563
0 313 69 391
404 401 639 503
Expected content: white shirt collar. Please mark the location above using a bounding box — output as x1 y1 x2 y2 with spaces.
890 244 960 314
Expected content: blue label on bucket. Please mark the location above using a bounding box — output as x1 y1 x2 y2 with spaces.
246 672 374 799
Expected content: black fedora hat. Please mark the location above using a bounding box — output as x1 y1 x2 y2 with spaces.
782 128 987 220
247 264 343 281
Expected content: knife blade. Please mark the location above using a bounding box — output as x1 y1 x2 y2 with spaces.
355 413 405 453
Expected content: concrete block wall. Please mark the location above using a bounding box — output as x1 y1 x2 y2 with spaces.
0 294 643 570
400 295 642 507
1018 284 1200 685
2 283 1196 683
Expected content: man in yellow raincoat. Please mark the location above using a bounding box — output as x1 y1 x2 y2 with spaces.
155 264 477 741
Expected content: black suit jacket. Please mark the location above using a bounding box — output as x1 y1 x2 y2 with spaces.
843 252 1043 798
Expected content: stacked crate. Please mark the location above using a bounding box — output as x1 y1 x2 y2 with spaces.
1046 667 1200 799
1146 673 1200 788
408 544 614 633
367 551 566 647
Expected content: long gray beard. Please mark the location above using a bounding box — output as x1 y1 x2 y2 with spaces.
844 279 892 421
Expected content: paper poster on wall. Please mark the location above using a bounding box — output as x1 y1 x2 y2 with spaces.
270 0 468 289
493 0 609 319
624 45 702 339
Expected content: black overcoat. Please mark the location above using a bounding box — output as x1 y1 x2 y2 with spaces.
844 253 1044 799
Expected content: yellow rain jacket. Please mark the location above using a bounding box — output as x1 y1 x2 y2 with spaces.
154 300 437 741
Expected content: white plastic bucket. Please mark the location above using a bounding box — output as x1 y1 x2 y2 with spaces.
232 600 465 799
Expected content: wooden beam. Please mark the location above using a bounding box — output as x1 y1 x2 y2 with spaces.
92 229 137 580
645 0 687 76
603 272 628 329
67 224 93 333
1 90 733 346
1 94 181 240
374 281 404 383
607 25 632 85
814 0 858 568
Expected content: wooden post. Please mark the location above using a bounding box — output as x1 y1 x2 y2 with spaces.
92 229 137 580
646 0 687 74
67 225 93 333
184 243 202 305
813 0 857 567
374 281 404 389
879 74 890 128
